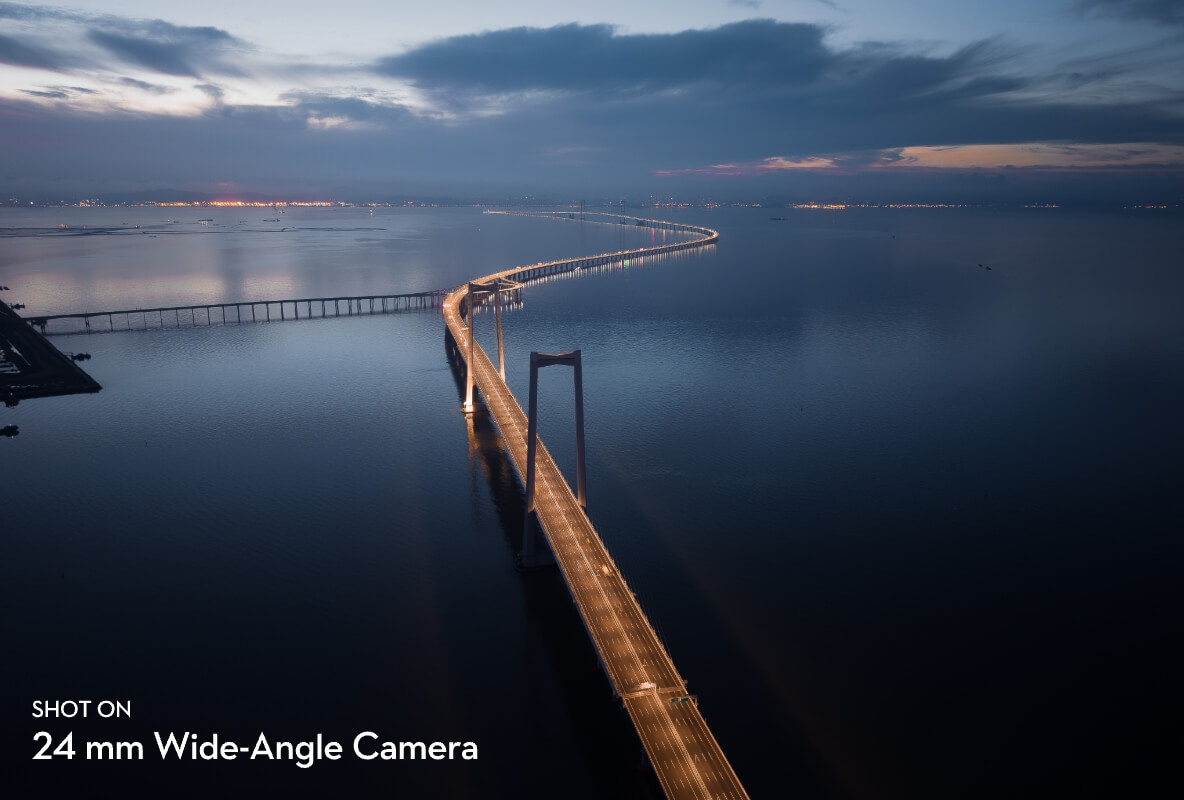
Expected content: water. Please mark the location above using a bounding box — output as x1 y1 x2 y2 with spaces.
4 205 1181 799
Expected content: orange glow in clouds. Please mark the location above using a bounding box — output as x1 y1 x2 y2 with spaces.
656 142 1184 179
892 143 1184 169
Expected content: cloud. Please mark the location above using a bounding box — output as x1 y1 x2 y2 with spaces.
2 3 252 93
194 83 225 106
118 76 175 95
18 85 95 99
680 142 1184 175
367 19 1184 169
0 33 69 70
2 14 1182 201
0 2 56 21
281 92 377 121
1075 0 1184 25
21 88 67 99
87 20 245 77
374 20 832 97
371 21 1032 135
274 91 414 131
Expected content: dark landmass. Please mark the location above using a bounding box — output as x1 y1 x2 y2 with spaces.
0 298 101 402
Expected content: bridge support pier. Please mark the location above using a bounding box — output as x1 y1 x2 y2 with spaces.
462 287 480 413
463 278 519 413
522 349 587 565
494 280 506 380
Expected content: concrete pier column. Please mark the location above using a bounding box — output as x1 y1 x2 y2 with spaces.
522 358 541 562
463 283 479 413
494 278 506 380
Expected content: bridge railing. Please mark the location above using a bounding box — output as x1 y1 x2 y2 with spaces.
28 291 450 335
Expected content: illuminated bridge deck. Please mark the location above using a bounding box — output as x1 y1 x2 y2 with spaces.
443 213 749 800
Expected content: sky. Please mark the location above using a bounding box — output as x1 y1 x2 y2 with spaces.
1 0 1183 202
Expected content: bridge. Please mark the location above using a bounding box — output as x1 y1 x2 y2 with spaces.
11 210 749 796
443 212 749 800
26 212 704 337
27 290 448 335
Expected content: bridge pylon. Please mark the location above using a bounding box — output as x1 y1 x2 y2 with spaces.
463 277 520 413
521 350 587 567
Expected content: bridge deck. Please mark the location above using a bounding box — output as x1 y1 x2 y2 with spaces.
443 213 748 800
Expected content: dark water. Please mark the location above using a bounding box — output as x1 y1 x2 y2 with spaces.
4 206 1181 799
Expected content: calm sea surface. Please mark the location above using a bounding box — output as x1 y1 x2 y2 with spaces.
4 205 1181 799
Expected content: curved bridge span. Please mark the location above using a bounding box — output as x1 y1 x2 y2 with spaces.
443 213 750 800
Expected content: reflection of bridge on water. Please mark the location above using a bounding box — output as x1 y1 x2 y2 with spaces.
444 212 749 800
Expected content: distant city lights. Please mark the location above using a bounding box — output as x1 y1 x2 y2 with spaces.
0 197 1178 211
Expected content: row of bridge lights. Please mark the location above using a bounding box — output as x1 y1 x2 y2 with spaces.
447 216 740 800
